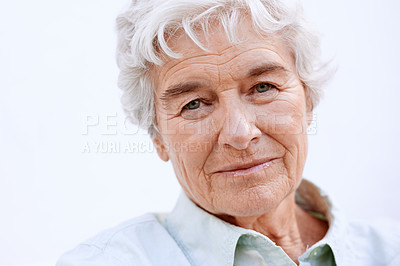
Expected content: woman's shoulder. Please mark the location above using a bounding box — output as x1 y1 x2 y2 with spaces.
346 218 400 265
55 213 190 266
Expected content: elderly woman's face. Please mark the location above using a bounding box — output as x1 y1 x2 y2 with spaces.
152 21 311 217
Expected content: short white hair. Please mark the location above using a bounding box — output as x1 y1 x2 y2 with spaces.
116 0 330 138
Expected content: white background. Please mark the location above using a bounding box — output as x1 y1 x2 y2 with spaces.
1 0 399 265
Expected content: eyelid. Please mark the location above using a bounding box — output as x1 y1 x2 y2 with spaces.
181 98 210 112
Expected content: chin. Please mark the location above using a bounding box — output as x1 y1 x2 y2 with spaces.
212 185 289 218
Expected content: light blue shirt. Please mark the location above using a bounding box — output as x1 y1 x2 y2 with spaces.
56 180 400 265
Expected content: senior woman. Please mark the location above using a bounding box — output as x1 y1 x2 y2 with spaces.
57 0 400 265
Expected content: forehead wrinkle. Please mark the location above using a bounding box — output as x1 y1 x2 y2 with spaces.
162 42 290 80
162 53 221 78
162 40 237 76
162 45 267 77
181 46 290 76
215 43 237 55
217 47 289 69
164 62 219 81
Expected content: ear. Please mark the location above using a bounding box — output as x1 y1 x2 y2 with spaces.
306 110 314 127
152 135 169 162
305 93 314 127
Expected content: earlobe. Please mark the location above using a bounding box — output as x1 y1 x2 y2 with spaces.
305 96 314 127
306 110 314 127
153 136 170 162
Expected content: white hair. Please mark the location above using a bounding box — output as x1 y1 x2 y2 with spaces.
116 0 330 138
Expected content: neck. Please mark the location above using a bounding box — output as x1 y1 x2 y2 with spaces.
218 193 328 264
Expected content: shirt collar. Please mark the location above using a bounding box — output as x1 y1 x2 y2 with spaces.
296 180 348 265
165 191 245 265
165 179 347 265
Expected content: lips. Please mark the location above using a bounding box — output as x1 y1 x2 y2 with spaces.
212 157 278 175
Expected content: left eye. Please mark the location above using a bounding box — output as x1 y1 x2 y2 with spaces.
184 100 201 110
254 83 273 93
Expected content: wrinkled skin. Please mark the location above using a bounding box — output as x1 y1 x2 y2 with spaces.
151 19 327 263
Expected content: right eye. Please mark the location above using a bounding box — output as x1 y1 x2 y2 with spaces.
180 98 214 120
183 100 201 110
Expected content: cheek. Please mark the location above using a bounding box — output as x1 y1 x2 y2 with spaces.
164 128 214 191
255 98 309 177
256 102 308 137
165 117 217 158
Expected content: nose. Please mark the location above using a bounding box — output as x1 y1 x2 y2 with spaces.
217 104 262 150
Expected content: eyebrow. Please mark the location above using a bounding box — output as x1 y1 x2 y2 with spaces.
160 81 204 103
247 63 289 77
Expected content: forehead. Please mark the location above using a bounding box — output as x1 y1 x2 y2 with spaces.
153 21 295 86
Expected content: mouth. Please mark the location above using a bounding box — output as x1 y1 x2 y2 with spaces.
213 158 278 177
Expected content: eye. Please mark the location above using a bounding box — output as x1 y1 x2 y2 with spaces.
254 83 273 93
248 82 279 103
184 100 201 110
180 98 214 119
